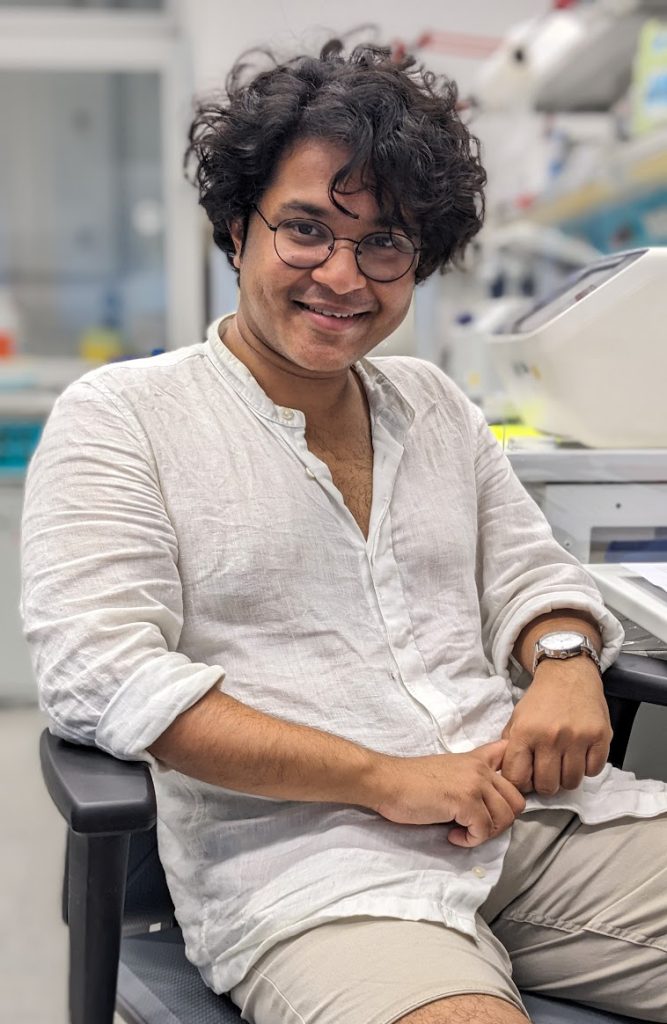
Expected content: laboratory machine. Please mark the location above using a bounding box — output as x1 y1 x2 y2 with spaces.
486 248 667 565
487 247 667 449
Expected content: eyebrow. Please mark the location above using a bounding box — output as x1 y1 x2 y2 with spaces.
274 200 393 230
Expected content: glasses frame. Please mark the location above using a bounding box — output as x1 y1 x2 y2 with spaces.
252 205 420 283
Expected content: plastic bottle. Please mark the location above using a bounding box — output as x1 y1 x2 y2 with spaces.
0 284 20 357
79 288 124 363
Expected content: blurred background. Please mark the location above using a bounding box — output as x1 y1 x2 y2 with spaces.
1 2 667 1020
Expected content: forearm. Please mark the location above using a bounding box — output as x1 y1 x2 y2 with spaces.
148 686 528 845
148 686 384 807
512 608 602 676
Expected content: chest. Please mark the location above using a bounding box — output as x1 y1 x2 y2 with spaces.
306 420 374 539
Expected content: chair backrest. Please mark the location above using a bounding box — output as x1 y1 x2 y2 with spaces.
123 828 174 931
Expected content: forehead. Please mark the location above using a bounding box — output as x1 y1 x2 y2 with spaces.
263 138 383 225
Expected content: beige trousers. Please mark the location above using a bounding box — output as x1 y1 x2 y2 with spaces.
229 810 667 1024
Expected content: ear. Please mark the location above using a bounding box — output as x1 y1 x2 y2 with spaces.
229 219 244 270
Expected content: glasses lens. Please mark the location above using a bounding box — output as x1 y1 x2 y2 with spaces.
275 219 333 268
274 219 417 281
357 232 416 281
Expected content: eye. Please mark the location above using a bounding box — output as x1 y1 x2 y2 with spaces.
282 219 331 244
362 232 415 255
364 232 396 251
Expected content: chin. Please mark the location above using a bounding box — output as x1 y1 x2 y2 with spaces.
298 353 355 373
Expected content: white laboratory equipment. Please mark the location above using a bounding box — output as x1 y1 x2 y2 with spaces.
485 248 667 564
586 562 667 647
487 247 667 449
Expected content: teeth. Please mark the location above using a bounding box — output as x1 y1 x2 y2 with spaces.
304 304 359 319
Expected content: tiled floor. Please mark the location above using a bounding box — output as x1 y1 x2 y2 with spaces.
0 705 124 1023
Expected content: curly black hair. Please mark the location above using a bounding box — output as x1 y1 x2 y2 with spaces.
185 38 486 284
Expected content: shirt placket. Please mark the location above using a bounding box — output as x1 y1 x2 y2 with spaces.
209 341 475 753
364 417 473 753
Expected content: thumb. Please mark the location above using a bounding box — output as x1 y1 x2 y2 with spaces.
475 738 508 770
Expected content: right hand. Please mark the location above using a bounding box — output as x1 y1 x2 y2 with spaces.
371 740 526 848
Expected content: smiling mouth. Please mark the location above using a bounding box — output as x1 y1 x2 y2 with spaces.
294 300 369 320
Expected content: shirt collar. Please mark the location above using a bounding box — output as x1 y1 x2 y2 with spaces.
205 314 415 440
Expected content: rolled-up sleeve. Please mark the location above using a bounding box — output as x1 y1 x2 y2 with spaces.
20 378 224 763
472 409 624 678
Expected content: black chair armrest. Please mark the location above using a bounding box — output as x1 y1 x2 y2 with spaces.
602 652 667 706
39 730 156 835
40 731 158 1023
601 653 667 768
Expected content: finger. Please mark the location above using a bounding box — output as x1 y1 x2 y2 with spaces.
475 739 509 771
493 772 527 816
482 785 518 836
586 739 610 778
447 803 494 848
560 745 587 790
532 746 562 796
500 739 534 793
448 826 478 847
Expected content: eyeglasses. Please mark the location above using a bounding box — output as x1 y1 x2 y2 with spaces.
252 205 420 283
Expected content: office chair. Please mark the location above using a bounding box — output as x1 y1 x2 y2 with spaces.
40 652 667 1024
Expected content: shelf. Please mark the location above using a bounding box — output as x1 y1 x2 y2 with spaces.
500 127 667 226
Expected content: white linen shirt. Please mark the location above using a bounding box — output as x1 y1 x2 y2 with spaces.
21 317 667 994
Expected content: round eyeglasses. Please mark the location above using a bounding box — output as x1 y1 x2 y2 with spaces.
252 205 420 283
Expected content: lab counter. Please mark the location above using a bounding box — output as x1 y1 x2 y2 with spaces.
586 563 667 647
507 447 667 563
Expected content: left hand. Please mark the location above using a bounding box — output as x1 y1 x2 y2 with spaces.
500 656 613 795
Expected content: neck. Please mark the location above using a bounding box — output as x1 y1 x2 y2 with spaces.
219 315 358 418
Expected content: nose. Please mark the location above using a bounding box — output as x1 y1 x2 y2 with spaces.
309 240 368 294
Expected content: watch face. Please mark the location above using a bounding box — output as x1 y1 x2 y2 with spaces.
541 631 584 652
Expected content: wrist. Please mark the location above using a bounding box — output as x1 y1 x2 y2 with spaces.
354 750 398 814
531 654 604 689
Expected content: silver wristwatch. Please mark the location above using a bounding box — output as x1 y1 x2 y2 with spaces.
533 630 601 674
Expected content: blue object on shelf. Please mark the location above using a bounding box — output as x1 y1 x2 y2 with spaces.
0 420 43 470
605 538 667 562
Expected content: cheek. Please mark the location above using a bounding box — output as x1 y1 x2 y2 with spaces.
239 266 302 337
383 285 414 328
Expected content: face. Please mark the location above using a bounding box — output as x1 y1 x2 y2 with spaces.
229 139 417 376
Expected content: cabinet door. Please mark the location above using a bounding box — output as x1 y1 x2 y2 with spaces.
0 69 166 358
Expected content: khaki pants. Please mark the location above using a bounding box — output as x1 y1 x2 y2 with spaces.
230 811 667 1024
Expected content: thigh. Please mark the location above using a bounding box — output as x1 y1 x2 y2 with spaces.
487 813 667 1022
228 916 528 1024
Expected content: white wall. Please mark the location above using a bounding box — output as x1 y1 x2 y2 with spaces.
177 0 552 96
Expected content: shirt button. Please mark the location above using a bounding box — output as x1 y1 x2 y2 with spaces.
472 866 487 879
305 467 316 479
281 408 295 422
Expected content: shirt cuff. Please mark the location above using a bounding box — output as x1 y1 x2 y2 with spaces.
493 591 625 683
95 654 225 766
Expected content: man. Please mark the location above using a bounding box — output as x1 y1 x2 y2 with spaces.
22 40 667 1024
